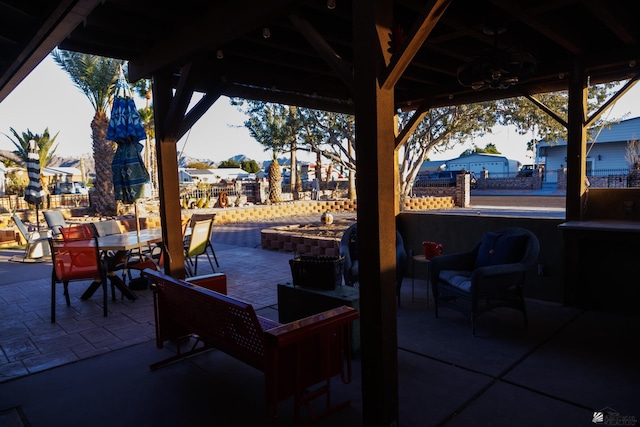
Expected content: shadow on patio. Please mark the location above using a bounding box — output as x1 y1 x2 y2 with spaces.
0 222 638 426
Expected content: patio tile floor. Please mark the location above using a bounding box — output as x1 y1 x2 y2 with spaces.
0 213 638 426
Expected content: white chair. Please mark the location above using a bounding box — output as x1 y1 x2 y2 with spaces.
11 214 52 260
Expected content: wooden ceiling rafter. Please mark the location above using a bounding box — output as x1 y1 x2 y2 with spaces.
489 0 584 54
128 0 305 82
584 0 636 45
161 60 202 140
288 12 354 91
0 0 102 100
223 83 354 114
381 0 452 90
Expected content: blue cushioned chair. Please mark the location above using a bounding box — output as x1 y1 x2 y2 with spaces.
339 223 407 305
429 227 540 335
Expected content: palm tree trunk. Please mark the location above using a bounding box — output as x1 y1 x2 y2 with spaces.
268 156 282 203
91 111 116 215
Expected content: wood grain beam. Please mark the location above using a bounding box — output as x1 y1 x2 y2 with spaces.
128 0 304 82
288 12 353 91
381 0 452 90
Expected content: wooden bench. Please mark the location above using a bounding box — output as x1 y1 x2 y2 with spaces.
143 269 359 425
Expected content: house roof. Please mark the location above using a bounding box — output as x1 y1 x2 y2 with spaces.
42 166 82 177
448 153 511 161
539 116 640 147
182 168 218 176
181 167 249 179
1 1 638 112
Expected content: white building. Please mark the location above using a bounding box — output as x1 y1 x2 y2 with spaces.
43 166 84 183
424 153 521 175
537 116 640 183
178 167 251 183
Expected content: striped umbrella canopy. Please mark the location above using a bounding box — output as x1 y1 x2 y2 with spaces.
107 65 149 205
24 139 46 229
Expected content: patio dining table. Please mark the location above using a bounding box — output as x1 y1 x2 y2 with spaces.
80 228 163 301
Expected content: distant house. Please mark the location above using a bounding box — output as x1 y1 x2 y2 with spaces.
418 160 447 176
178 167 250 183
446 153 521 175
215 167 252 181
42 166 84 183
420 153 520 176
537 116 640 183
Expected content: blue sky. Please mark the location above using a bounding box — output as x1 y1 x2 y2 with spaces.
0 54 638 165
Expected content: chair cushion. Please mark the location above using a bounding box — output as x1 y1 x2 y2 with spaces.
350 260 359 279
475 231 527 268
439 270 472 292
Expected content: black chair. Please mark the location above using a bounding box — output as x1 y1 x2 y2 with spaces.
429 227 540 335
339 223 407 305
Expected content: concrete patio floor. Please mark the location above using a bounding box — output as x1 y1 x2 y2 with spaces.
0 213 638 426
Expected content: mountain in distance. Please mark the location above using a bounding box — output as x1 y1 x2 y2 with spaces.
0 150 272 179
178 153 261 168
1 150 305 180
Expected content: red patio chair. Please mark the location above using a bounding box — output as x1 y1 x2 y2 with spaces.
59 223 95 241
49 229 107 323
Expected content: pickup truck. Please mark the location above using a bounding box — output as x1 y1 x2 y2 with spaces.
56 182 89 195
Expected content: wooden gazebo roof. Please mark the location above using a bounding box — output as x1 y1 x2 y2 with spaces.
1 0 638 110
1 1 638 426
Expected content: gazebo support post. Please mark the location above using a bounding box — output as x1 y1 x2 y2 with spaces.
353 1 399 425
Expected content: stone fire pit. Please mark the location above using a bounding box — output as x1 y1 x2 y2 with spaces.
261 217 356 256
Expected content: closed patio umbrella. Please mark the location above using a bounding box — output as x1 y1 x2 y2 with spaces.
24 139 46 231
107 65 149 234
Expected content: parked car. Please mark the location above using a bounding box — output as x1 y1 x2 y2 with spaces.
517 165 534 177
56 181 88 195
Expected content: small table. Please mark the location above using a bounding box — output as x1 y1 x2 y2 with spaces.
411 254 431 306
277 282 360 353
81 228 163 301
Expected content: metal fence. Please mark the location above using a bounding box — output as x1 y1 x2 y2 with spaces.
180 181 262 206
281 180 350 193
0 194 90 214
586 168 640 188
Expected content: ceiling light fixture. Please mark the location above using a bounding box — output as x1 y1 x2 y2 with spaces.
457 27 536 90
327 0 336 9
262 28 271 39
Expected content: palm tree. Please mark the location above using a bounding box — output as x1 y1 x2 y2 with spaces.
1 127 59 170
235 101 296 203
51 49 124 215
2 127 59 194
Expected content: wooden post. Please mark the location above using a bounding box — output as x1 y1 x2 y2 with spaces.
353 1 399 425
152 71 187 279
565 58 588 221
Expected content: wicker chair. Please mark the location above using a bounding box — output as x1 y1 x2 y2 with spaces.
429 227 540 335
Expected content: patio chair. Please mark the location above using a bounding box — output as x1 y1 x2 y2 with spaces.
91 220 129 279
184 218 215 277
186 213 219 268
49 229 107 322
43 210 69 237
11 214 51 260
429 227 540 335
339 223 407 305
